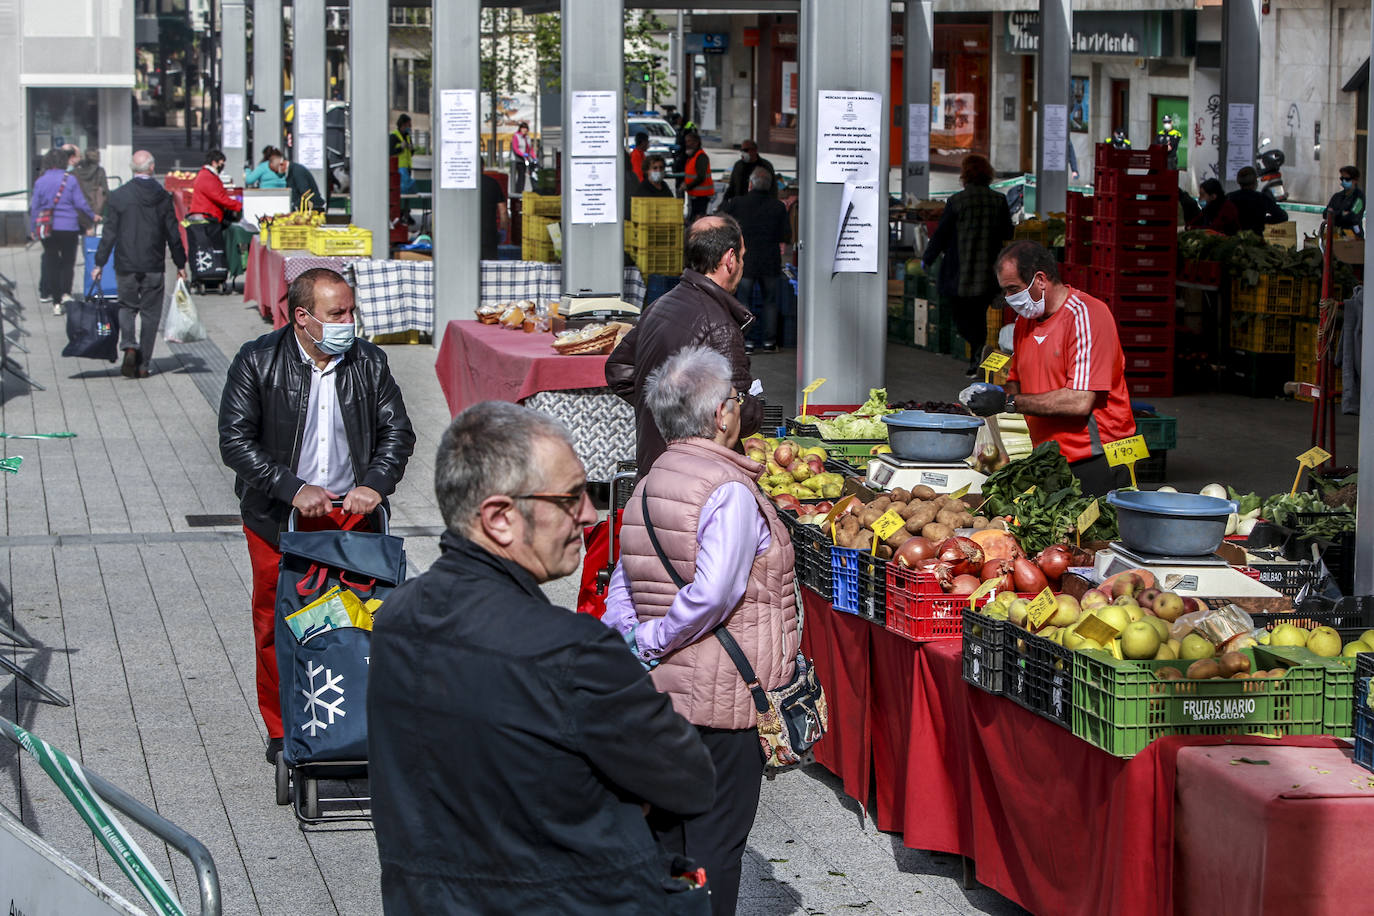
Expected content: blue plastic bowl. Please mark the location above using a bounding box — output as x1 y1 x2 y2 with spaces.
1105 490 1239 556
881 410 984 463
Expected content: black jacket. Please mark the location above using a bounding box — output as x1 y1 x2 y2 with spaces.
94 177 187 275
633 178 675 199
606 269 762 473
369 532 715 915
723 190 791 278
1226 188 1288 235
218 326 414 545
722 155 775 203
285 161 322 210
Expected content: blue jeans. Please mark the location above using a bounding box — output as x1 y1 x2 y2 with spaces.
398 166 416 194
737 274 780 348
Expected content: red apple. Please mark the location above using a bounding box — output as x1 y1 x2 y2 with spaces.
774 442 798 467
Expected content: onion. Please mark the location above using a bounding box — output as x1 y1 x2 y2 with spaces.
932 562 955 591
936 536 985 578
949 574 981 596
895 536 936 568
1036 545 1072 587
1012 556 1049 593
980 559 1014 592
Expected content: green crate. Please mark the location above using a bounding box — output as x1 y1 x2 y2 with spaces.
1072 647 1325 757
1134 415 1177 452
1264 646 1356 737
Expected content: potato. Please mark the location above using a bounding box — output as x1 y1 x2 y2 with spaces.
908 503 939 528
955 512 976 529
922 522 954 542
886 527 913 548
894 501 917 520
1218 651 1251 676
1156 667 1183 681
971 516 990 531
870 496 892 512
839 514 861 534
1185 659 1221 680
936 508 965 530
889 488 912 504
988 517 1009 530
859 506 884 528
910 485 936 501
876 544 893 560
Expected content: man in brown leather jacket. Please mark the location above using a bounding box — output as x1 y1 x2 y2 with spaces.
606 215 763 473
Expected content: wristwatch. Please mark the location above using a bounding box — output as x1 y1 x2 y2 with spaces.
1004 394 1017 415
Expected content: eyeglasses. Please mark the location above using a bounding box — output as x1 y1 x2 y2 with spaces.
512 485 589 515
724 392 745 406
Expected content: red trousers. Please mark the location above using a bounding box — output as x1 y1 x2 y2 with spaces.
244 511 366 738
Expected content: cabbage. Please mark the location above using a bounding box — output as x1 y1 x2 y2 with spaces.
856 387 897 417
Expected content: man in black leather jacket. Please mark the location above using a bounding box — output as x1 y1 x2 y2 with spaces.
218 267 414 762
606 215 763 474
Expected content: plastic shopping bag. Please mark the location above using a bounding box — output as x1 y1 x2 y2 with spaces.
164 277 206 343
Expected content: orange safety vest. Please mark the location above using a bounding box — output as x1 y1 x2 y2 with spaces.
685 150 715 197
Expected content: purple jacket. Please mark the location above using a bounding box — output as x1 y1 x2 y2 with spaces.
30 169 95 235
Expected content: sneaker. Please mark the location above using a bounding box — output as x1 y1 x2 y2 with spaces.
964 366 979 378
760 343 779 354
744 342 756 354
121 349 139 379
38 295 52 305
53 301 63 316
266 737 283 765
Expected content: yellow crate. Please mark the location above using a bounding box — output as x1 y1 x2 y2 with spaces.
522 191 562 219
307 227 372 256
1294 358 1342 401
626 220 683 249
1230 275 1321 318
631 197 683 224
522 213 557 240
267 224 313 250
1229 313 1295 354
629 245 682 276
1295 320 1318 364
523 237 559 263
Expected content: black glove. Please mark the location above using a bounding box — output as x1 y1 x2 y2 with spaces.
959 383 1008 418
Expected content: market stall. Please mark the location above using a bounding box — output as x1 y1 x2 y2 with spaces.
434 319 634 480
241 236 365 327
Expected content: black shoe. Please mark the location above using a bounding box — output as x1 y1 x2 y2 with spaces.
266 737 283 765
760 343 779 353
964 366 979 378
121 348 139 379
744 343 756 354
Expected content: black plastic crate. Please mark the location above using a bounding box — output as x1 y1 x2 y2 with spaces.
1292 511 1356 596
1135 452 1168 484
1247 560 1323 598
857 555 888 626
782 515 834 602
1004 628 1073 729
1250 595 1374 631
1357 651 1374 683
961 607 1005 694
761 402 786 435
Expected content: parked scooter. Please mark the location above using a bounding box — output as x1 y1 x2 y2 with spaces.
1256 138 1287 202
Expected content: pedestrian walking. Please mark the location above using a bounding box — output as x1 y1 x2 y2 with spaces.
723 166 791 353
218 268 414 766
30 147 96 314
90 150 187 379
510 120 536 194
604 344 800 916
369 400 714 915
72 149 109 223
630 131 650 183
721 138 774 204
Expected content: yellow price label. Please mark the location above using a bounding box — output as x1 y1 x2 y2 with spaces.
1075 613 1120 646
802 378 827 395
968 577 1000 609
1108 638 1125 660
1103 435 1150 468
1025 587 1058 630
871 509 906 542
822 495 855 534
979 351 1011 373
1076 499 1101 535
1296 446 1332 469
949 482 972 500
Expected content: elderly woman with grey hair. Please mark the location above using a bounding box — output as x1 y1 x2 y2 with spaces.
602 344 798 916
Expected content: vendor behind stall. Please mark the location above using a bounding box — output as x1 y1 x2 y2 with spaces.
959 241 1135 496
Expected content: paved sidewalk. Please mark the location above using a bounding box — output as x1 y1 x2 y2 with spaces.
0 242 1022 915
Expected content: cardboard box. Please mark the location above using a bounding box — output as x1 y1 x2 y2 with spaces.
1263 223 1298 248
1333 237 1366 265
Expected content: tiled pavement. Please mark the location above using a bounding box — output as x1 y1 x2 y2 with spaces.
0 241 1024 915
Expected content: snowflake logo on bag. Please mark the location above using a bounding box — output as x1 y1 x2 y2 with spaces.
301 661 345 737
194 249 215 273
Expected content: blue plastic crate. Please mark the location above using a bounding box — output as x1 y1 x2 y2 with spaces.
497 244 521 261
831 547 861 614
1354 708 1374 773
83 235 117 296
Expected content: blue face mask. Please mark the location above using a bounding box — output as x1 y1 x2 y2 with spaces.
1342 178 1354 190
305 312 356 355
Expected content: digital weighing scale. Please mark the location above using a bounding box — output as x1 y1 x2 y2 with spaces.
1093 543 1283 599
865 454 988 495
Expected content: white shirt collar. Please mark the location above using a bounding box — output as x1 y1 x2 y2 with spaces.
293 330 343 373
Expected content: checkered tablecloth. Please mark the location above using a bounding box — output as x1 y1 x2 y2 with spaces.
354 260 647 337
523 387 635 481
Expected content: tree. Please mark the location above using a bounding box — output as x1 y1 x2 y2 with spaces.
532 10 672 104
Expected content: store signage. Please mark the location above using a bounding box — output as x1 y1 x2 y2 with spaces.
702 32 729 53
1005 12 1161 57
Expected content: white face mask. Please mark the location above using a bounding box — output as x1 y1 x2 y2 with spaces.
305 312 356 355
648 170 663 182
1005 274 1046 319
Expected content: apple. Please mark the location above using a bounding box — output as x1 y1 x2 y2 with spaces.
1137 587 1162 610
774 442 798 467
1049 594 1080 628
1152 591 1185 623
773 494 802 513
1111 572 1143 599
744 437 769 454
1079 589 1110 611
805 455 825 475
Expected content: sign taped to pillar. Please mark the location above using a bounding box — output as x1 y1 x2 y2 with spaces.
439 89 479 190
815 91 882 183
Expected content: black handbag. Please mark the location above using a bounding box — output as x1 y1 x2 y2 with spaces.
61 282 119 363
640 490 828 775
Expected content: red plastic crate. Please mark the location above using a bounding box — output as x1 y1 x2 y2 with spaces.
1116 322 1176 349
886 565 992 643
1091 269 1176 301
1091 246 1176 275
1095 169 1180 198
1067 191 1092 221
1093 220 1178 249
1094 144 1169 171
1123 346 1175 374
1091 195 1176 225
1110 298 1175 322
1126 371 1174 397
1060 263 1081 288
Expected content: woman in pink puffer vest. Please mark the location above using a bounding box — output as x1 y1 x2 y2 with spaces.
603 344 798 916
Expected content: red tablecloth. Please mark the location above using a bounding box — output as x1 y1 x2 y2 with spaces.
435 319 618 415
799 591 1346 916
243 238 288 324
1174 744 1374 915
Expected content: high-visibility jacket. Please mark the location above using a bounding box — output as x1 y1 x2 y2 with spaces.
685 149 714 198
390 129 413 169
1104 136 1132 149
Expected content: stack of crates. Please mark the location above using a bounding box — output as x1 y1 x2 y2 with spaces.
626 198 683 276
1060 191 1093 290
1293 317 1341 401
521 191 562 262
1085 144 1178 398
1224 274 1321 397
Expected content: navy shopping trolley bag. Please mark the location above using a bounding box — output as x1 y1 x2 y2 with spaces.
274 506 405 769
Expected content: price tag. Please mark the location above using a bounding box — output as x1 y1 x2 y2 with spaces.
822 494 855 534
1076 499 1100 535
871 509 906 543
800 377 827 419
1108 638 1125 660
1291 445 1333 495
949 482 972 500
1103 435 1150 468
968 577 1000 609
1025 587 1058 630
980 351 1011 373
1075 613 1120 647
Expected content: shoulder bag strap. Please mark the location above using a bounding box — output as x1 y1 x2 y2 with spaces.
640 489 771 715
53 174 69 207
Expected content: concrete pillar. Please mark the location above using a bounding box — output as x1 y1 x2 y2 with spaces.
221 1 247 179
1036 0 1071 216
1355 10 1374 593
561 0 625 296
252 0 283 157
99 89 133 186
349 0 388 253
901 0 933 205
292 0 327 195
796 0 890 406
430 0 482 346
1218 0 1261 190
